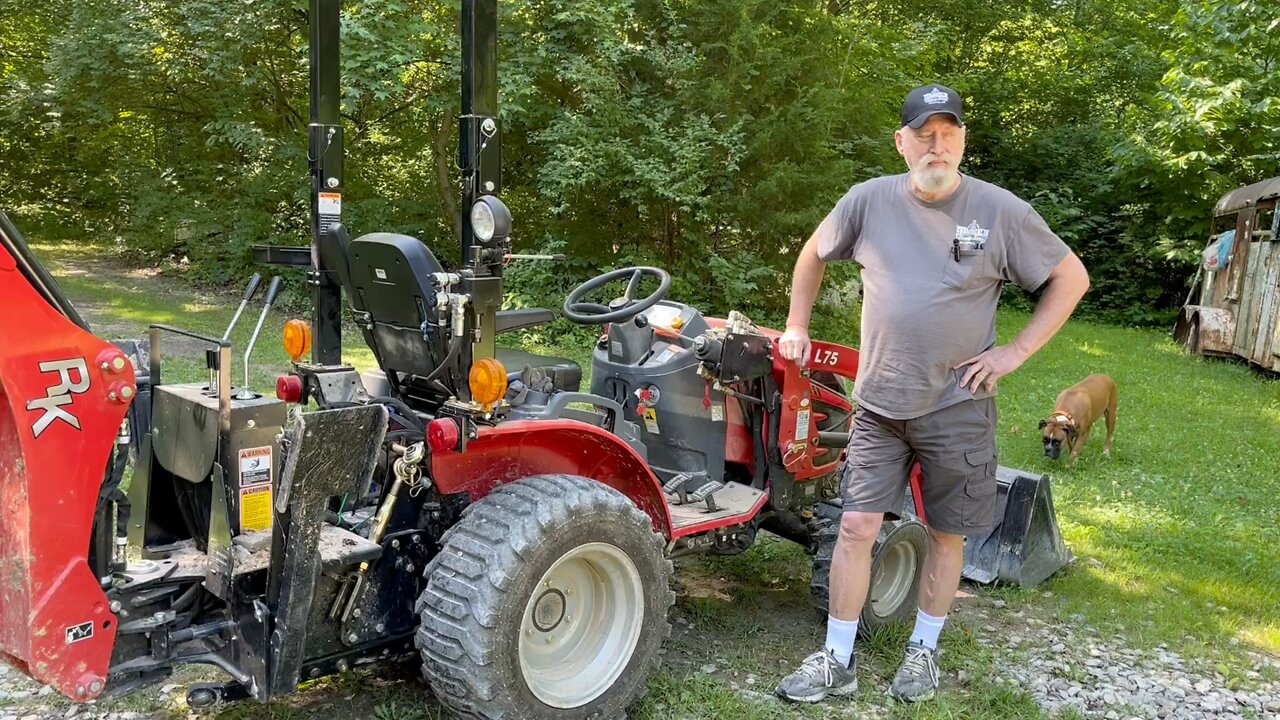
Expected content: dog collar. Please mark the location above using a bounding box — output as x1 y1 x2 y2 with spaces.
1051 412 1074 427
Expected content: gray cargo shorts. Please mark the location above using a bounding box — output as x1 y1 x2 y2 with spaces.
839 398 998 536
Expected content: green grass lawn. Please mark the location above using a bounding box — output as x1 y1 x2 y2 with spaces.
21 237 1280 719
990 311 1280 660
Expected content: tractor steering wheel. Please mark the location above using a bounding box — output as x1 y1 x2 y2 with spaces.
563 266 672 325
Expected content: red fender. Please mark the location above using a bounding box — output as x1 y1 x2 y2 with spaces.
430 419 674 539
0 243 133 701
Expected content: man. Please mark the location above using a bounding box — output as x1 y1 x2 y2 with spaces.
774 84 1089 704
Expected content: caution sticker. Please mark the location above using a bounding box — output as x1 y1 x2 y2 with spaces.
65 621 93 644
795 409 811 441
318 192 342 217
240 485 273 532
239 447 272 487
642 407 660 435
710 404 725 422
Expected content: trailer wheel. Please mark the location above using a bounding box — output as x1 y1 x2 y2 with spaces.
810 517 928 633
416 474 673 720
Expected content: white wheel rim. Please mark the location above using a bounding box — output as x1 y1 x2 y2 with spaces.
518 542 644 708
869 537 918 618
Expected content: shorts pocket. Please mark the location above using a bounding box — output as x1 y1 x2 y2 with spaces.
961 446 997 528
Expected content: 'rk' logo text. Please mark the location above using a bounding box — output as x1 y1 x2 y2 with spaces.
27 358 91 438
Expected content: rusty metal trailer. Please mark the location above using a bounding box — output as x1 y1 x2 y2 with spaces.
1174 176 1280 372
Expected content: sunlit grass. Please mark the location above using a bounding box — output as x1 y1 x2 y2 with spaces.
993 311 1280 660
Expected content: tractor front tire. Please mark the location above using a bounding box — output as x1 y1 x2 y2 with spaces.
810 517 928 634
416 474 673 720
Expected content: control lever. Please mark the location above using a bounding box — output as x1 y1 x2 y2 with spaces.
237 276 283 399
221 273 263 341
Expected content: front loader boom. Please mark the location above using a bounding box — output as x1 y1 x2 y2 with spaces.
0 212 136 701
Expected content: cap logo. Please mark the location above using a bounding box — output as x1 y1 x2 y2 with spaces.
923 87 949 105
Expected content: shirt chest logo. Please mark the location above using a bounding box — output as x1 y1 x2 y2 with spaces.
954 220 990 251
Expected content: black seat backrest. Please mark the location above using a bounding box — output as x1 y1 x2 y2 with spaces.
317 224 360 310
346 233 446 377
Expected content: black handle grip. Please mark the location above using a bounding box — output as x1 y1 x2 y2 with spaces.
263 276 283 306
241 273 263 303
817 431 851 449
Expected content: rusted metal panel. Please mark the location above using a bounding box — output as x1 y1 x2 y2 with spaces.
1197 307 1236 354
1215 177 1280 216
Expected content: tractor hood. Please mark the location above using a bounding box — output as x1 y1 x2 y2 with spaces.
0 218 133 701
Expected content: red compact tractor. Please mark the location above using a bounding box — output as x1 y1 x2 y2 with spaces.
0 1 1069 717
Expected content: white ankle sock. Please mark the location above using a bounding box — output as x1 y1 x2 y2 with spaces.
909 609 946 650
824 616 858 666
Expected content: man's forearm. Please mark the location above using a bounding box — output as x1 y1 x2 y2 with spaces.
786 235 827 329
1010 255 1090 360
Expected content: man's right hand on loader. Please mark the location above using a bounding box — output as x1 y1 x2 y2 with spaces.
778 325 812 367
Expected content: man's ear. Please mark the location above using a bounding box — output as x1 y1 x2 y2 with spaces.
1038 419 1048 430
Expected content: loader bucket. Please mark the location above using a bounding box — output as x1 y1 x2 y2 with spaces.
961 465 1073 588
0 218 133 700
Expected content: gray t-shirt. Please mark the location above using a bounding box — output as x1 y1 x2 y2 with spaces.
816 173 1069 420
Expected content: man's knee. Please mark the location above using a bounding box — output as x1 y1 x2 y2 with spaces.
837 511 882 547
926 526 966 556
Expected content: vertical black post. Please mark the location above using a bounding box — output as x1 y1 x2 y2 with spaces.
458 0 503 362
309 0 344 364
459 0 502 268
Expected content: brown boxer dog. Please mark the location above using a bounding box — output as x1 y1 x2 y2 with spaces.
1039 374 1117 465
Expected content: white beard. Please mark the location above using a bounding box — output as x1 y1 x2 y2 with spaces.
912 165 957 194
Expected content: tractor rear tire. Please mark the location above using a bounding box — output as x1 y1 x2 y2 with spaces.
415 474 673 720
809 517 928 634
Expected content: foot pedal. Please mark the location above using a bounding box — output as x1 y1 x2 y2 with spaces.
687 480 725 511
663 472 695 505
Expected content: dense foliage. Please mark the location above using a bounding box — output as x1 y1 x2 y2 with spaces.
3 0 1276 327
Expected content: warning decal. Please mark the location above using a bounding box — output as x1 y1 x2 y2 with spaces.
65 621 93 644
795 409 811 441
239 446 272 487
318 192 342 217
240 485 273 532
642 407 660 435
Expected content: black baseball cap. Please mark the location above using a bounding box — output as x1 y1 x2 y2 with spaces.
900 84 965 129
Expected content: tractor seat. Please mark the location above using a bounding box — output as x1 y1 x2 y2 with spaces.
345 233 449 378
496 347 581 393
339 231 579 392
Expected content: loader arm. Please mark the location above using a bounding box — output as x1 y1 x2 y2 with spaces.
0 210 134 700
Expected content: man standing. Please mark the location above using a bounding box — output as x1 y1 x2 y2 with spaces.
774 84 1089 704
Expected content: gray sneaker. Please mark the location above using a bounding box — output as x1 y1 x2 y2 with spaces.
775 649 857 703
888 641 940 702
